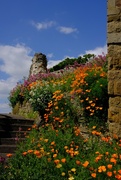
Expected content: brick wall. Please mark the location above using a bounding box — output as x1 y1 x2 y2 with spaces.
107 0 121 137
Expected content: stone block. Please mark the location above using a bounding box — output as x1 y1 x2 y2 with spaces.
116 0 121 8
108 70 121 80
108 0 121 15
108 106 121 123
109 96 121 107
108 80 114 94
108 32 121 43
114 80 121 95
108 21 121 33
108 122 121 137
108 14 121 22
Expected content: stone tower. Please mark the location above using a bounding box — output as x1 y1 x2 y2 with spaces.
107 0 121 137
29 53 47 76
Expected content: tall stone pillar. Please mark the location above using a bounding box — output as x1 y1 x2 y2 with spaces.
107 0 121 137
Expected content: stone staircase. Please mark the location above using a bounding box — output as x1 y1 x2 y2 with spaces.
0 114 34 159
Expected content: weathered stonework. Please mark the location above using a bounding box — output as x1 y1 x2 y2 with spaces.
107 0 121 137
29 53 47 76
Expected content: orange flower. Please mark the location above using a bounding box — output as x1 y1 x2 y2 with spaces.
112 154 118 159
95 156 102 162
119 154 121 160
110 157 117 165
115 174 121 179
107 171 112 177
54 159 60 164
82 161 89 168
113 134 118 139
107 164 113 169
53 154 57 158
61 158 66 163
98 166 106 173
22 152 27 156
118 170 121 175
6 153 13 158
105 152 109 156
34 150 41 156
28 149 33 153
51 141 55 145
76 160 81 165
91 173 96 178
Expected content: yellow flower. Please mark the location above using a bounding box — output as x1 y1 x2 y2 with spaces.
71 168 76 172
56 163 62 168
61 172 66 176
68 176 74 180
44 139 49 143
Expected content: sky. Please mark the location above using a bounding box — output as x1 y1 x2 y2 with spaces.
0 0 107 113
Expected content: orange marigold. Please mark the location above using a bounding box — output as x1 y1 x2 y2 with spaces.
107 171 113 177
82 161 89 168
91 173 96 178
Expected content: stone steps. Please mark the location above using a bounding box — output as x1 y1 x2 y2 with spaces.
0 114 34 159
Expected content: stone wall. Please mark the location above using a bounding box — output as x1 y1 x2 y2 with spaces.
107 0 121 137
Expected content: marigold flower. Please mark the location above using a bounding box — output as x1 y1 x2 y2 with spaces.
98 166 106 173
118 170 121 175
51 141 55 145
91 173 96 178
92 126 96 129
44 139 48 143
22 152 27 156
107 164 113 169
6 153 13 158
115 174 121 179
28 149 33 153
76 160 81 165
82 161 89 168
105 152 109 156
71 168 76 172
107 171 112 177
61 158 66 163
61 172 66 176
54 159 60 164
34 150 41 156
56 163 62 168
53 154 57 158
110 157 117 165
112 153 118 159
68 176 74 180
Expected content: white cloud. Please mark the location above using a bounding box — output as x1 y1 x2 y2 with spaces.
58 26 78 34
0 44 33 113
32 21 56 30
47 53 54 59
47 60 62 68
0 44 32 78
79 45 107 57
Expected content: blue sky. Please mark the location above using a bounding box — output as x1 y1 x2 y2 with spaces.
0 0 107 113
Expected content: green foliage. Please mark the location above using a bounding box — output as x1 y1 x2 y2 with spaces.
82 67 108 123
0 122 121 179
49 54 94 72
8 85 24 108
